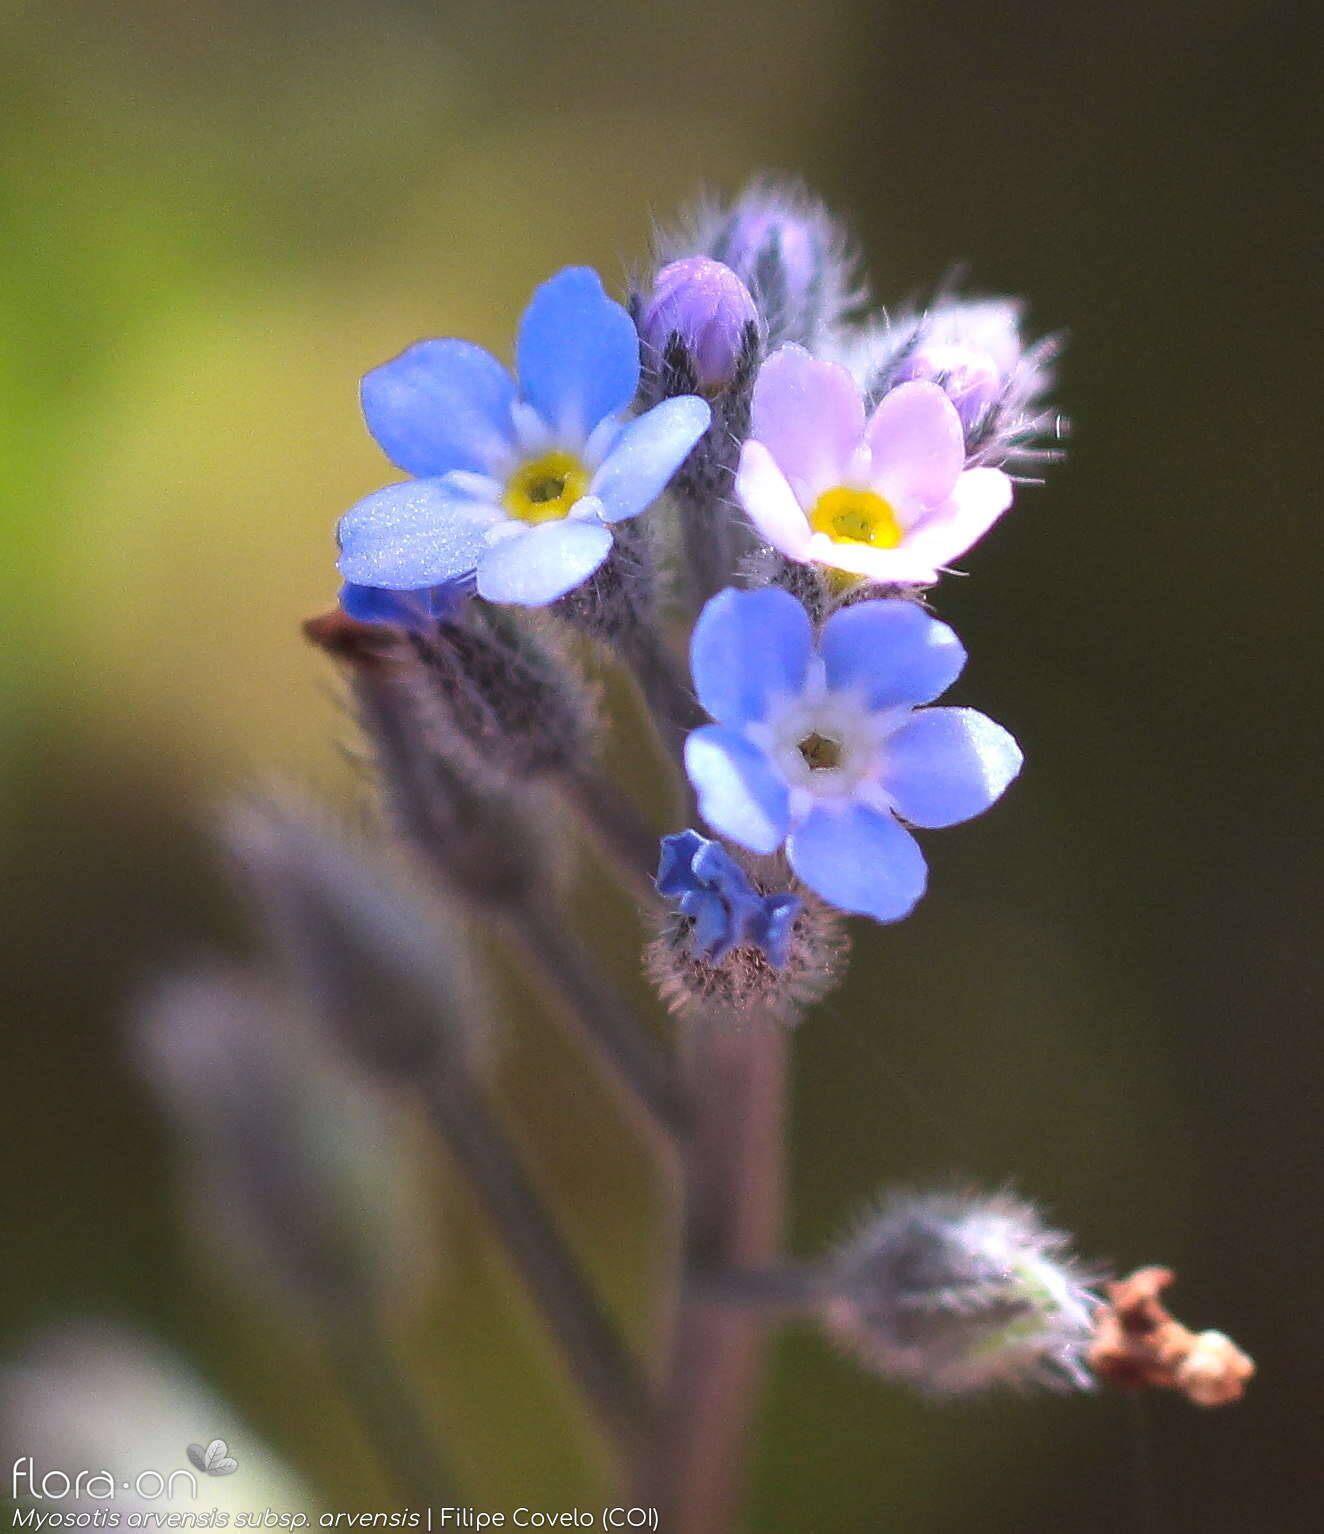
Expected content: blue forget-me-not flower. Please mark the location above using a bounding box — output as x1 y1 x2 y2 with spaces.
337 268 711 607
656 829 800 967
683 588 1022 922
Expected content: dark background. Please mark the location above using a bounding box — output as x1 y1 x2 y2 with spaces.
2 1 1319 1528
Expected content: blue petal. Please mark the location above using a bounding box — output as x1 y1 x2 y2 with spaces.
475 519 613 606
515 268 640 440
361 340 516 479
880 707 1023 827
338 481 497 588
759 894 801 969
690 587 813 727
820 599 966 709
787 802 927 921
684 726 790 854
656 829 709 897
656 828 801 965
339 579 469 629
590 396 711 523
687 888 739 963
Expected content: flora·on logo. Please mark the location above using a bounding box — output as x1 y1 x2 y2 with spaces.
10 1456 201 1501
186 1439 239 1476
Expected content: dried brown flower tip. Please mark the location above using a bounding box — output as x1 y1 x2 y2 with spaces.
1087 1266 1255 1407
302 607 401 666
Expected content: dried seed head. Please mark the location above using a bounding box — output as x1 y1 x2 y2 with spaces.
310 598 595 784
1088 1266 1255 1407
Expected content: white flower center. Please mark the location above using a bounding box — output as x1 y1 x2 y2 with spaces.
747 660 905 819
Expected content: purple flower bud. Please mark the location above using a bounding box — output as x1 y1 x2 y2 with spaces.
702 184 858 346
715 202 826 315
640 258 759 393
892 301 1025 434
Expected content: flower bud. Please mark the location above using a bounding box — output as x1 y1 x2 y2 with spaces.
883 299 1061 468
640 258 760 395
891 301 1024 433
821 1191 1097 1394
630 252 766 601
703 182 858 347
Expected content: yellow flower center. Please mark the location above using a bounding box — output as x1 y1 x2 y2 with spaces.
503 450 590 524
809 486 903 549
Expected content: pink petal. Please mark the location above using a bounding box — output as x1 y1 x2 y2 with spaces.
804 532 940 585
865 381 966 508
899 467 1014 569
751 344 865 499
735 439 813 558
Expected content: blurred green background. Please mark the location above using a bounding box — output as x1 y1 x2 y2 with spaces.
2 0 1319 1528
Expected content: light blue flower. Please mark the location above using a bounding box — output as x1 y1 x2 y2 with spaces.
339 579 469 630
656 829 800 967
337 268 711 607
683 588 1023 922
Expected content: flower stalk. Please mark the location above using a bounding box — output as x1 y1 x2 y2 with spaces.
640 1022 787 1534
421 1055 654 1468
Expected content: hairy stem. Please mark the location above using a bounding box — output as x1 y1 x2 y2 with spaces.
678 491 752 614
347 658 683 1146
638 1023 788 1533
696 1264 825 1309
623 623 707 788
510 902 688 1144
423 1061 652 1469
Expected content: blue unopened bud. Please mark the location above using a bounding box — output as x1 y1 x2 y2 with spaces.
821 1191 1098 1394
641 258 760 395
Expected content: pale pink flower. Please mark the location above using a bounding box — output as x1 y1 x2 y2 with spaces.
735 344 1014 584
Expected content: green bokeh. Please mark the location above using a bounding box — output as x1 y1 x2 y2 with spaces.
2 2 1318 1530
